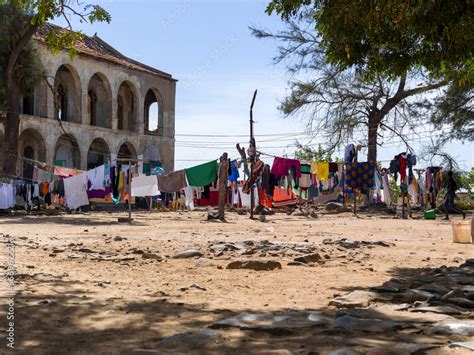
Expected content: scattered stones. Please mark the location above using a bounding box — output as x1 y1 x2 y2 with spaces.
173 250 203 259
334 315 412 333
450 342 474 351
293 253 322 264
113 236 123 241
412 306 463 315
329 291 377 308
210 312 331 334
67 253 82 259
322 238 394 249
156 329 219 351
141 253 162 261
190 283 206 291
433 321 474 336
195 258 214 267
226 260 282 271
78 248 95 253
325 202 344 211
287 261 308 267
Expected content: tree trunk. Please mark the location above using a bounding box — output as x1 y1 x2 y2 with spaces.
1 21 39 175
2 77 21 176
367 120 379 163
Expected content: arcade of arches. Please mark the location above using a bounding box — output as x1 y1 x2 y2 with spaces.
2 51 175 174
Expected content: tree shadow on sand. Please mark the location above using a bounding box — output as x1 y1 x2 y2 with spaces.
3 260 473 354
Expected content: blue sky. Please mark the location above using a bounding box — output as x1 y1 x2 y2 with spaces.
54 0 473 170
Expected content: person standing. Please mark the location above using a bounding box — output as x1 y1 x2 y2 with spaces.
443 171 466 220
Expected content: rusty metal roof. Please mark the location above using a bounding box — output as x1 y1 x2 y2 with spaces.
35 23 176 82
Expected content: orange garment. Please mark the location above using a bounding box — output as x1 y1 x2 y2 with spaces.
272 187 297 207
258 187 273 209
40 182 49 197
54 167 80 177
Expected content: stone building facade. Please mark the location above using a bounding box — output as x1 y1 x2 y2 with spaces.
0 24 176 177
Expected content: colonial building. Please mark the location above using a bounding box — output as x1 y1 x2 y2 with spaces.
0 24 176 177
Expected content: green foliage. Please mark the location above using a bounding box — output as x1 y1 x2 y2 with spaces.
388 175 401 202
294 144 342 162
0 3 45 110
431 82 473 142
1 0 110 57
266 0 474 84
251 12 447 160
0 1 111 108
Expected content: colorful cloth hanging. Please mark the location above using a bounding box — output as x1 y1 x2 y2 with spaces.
345 162 376 193
185 160 218 187
157 170 187 193
316 162 329 181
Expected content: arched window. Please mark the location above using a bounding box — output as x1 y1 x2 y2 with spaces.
57 84 68 121
117 82 137 132
117 96 124 130
22 95 34 116
144 89 161 133
88 73 112 128
54 65 81 123
87 138 110 170
88 90 97 126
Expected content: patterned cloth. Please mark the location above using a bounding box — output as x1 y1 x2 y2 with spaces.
345 162 376 193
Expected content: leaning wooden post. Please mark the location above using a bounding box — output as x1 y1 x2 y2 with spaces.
218 153 229 221
128 160 132 224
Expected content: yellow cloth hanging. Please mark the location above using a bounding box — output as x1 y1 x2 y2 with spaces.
310 162 318 175
317 162 329 180
118 171 124 189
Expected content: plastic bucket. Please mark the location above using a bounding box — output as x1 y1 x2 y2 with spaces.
424 209 436 220
452 220 473 244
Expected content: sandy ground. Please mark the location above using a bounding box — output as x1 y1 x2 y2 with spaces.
0 209 473 354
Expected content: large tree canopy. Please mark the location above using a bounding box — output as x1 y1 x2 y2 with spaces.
252 9 447 162
0 4 44 111
266 0 474 82
0 0 110 175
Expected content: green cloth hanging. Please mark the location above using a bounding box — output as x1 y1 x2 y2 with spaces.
185 160 218 187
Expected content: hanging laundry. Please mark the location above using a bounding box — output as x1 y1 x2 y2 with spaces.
399 154 407 181
157 170 188 193
328 162 338 173
185 160 218 187
345 162 376 193
0 184 15 209
34 166 52 182
87 164 106 190
238 186 259 208
299 162 312 188
228 160 240 182
64 172 89 210
131 175 159 197
272 186 297 207
54 166 80 177
87 164 112 199
270 157 301 179
184 186 196 210
344 144 357 164
316 162 329 181
243 160 265 194
381 169 392 206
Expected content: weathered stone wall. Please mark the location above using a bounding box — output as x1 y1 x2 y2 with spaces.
1 42 176 173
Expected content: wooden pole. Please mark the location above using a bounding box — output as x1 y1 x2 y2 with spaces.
218 152 229 221
249 89 258 219
128 160 132 224
353 189 358 218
